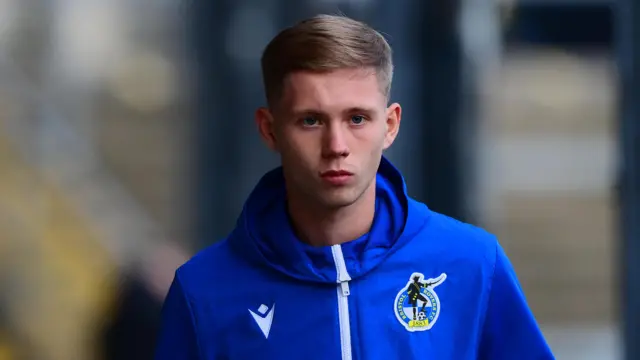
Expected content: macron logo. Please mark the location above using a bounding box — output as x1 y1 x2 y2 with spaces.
249 303 275 339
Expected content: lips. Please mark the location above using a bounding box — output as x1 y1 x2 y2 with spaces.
321 170 353 177
320 170 354 186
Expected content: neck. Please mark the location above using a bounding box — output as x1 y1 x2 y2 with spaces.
286 181 377 247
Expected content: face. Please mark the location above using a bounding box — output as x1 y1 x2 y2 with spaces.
256 68 401 210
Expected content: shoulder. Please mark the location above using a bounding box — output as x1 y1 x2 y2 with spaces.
428 210 497 245
173 238 238 296
409 201 500 269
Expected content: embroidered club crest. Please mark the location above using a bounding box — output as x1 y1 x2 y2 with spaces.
393 272 447 331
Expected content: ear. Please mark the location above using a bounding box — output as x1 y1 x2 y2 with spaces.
383 102 402 150
255 107 278 151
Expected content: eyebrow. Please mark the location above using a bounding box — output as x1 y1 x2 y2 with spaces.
343 107 377 115
291 107 377 117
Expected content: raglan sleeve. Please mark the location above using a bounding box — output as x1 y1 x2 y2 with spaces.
155 271 201 360
478 242 555 360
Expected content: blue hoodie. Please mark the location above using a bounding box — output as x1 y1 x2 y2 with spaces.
155 157 554 359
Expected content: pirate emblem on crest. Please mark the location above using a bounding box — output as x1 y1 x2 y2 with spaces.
393 272 447 331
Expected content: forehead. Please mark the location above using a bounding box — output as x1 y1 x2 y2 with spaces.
279 68 385 113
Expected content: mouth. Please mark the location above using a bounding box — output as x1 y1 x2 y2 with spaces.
320 170 354 186
321 170 353 177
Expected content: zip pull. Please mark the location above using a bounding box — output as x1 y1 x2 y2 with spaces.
340 281 350 296
331 244 351 297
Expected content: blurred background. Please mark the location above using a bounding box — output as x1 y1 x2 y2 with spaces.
0 0 638 359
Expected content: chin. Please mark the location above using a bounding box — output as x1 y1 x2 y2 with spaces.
318 190 362 209
321 198 359 209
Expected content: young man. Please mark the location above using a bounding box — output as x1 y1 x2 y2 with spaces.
155 14 554 359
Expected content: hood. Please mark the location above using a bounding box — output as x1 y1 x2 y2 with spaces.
228 156 431 284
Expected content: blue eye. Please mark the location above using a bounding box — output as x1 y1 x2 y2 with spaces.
302 117 318 126
351 115 365 125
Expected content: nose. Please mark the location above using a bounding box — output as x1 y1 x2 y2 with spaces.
321 122 350 158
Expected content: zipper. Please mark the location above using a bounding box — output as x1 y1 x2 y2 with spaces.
331 245 352 360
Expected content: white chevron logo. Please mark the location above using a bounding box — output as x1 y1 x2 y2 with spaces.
249 303 275 339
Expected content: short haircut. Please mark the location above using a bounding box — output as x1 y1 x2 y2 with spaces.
260 14 394 107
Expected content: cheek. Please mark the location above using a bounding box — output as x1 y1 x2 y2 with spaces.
354 122 387 149
273 125 297 148
278 129 318 158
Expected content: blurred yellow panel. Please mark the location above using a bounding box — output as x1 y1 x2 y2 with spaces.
0 133 117 360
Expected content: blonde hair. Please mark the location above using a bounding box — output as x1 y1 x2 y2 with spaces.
261 14 394 106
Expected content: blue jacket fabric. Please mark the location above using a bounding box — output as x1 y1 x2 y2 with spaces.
155 157 554 359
